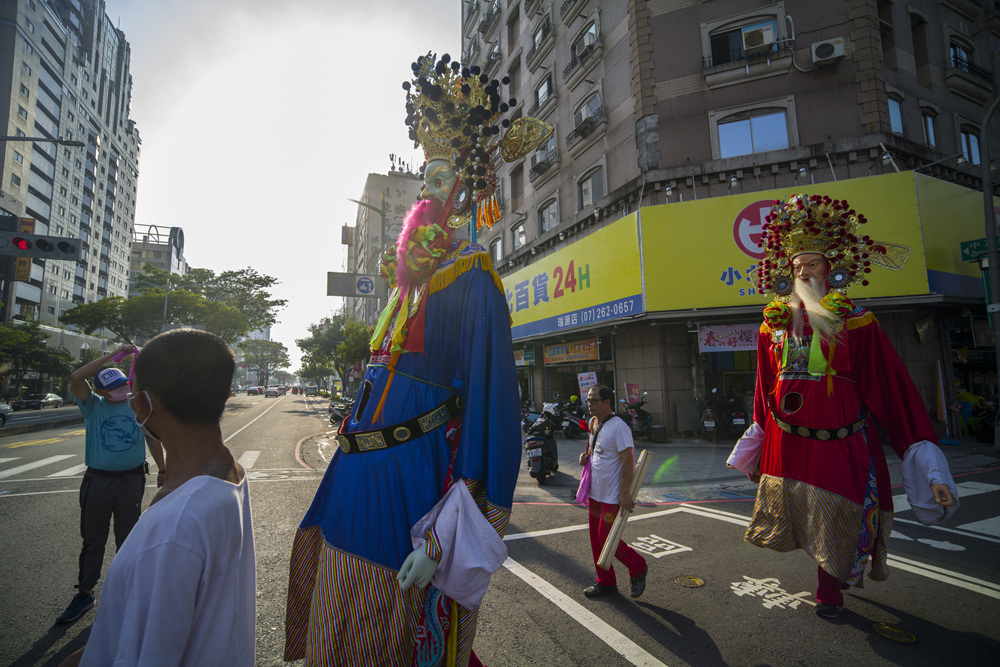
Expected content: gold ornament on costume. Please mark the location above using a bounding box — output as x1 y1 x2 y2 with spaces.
500 117 555 162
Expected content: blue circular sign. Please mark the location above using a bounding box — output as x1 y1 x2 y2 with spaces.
356 277 375 295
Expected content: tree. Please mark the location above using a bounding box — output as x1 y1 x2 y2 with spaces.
0 319 74 398
133 265 287 332
297 310 374 389
238 339 290 387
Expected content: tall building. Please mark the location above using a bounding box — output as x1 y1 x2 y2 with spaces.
1 0 140 333
128 223 187 296
342 169 424 325
462 0 999 435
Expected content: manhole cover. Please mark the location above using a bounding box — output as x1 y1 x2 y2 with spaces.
675 575 705 588
870 622 918 644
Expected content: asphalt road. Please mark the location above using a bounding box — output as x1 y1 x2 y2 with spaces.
2 395 999 666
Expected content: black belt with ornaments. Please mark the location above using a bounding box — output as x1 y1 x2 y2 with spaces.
769 408 868 441
336 395 464 454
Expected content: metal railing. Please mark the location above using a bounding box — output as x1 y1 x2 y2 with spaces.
702 41 792 69
951 55 994 84
567 107 605 144
526 17 552 64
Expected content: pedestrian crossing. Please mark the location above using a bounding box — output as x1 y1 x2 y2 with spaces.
0 451 264 482
892 480 1000 542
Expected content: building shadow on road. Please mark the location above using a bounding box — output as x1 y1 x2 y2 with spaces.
840 595 1000 665
10 622 90 667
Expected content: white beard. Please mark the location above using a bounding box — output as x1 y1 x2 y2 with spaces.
790 275 837 341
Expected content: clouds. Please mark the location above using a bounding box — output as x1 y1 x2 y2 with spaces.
111 0 461 368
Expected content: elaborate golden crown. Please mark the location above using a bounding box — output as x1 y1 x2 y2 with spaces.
403 53 552 227
757 194 875 296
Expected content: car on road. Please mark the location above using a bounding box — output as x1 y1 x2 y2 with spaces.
305 386 318 396
265 387 280 397
0 402 12 426
12 393 63 411
247 387 260 395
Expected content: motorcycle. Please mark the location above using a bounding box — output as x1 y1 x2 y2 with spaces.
524 403 561 485
617 391 653 439
563 398 588 439
724 394 749 438
699 389 719 442
329 396 352 425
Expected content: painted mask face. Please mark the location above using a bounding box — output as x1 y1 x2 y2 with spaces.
423 158 458 203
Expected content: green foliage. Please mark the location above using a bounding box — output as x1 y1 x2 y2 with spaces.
0 319 74 396
238 339 290 386
297 310 374 385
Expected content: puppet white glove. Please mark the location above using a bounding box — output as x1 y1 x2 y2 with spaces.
397 548 439 591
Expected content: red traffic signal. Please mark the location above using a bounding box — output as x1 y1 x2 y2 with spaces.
12 236 31 251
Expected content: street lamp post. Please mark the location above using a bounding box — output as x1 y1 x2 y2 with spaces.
348 189 388 318
979 95 1000 449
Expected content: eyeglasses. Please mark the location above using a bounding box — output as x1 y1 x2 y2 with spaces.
586 397 607 404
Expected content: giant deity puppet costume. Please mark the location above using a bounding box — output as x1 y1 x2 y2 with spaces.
727 194 959 617
285 54 552 666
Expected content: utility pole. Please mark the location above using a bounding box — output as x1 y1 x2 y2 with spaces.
979 95 1000 450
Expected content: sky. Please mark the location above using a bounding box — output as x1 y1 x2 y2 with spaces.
111 0 461 370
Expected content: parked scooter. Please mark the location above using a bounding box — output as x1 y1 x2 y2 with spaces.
524 403 561 485
724 393 749 438
699 389 719 442
328 396 352 425
617 391 653 439
563 395 588 439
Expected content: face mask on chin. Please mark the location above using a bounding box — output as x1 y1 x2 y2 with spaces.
107 385 130 403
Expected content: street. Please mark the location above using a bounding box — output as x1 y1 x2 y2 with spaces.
1 394 999 666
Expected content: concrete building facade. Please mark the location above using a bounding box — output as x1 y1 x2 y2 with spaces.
1 0 141 337
461 0 999 438
128 224 187 295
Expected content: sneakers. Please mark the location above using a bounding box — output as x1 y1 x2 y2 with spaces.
56 591 94 624
583 582 619 599
815 602 844 618
630 569 648 599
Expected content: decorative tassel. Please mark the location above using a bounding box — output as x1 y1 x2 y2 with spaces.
370 289 401 351
446 600 458 667
826 339 837 396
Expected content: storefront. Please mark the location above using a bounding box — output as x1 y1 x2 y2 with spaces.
502 171 996 437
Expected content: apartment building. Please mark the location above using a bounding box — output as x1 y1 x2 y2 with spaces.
1 0 140 339
128 224 187 295
462 0 999 436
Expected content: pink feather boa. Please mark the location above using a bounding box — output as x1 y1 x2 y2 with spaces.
395 197 451 291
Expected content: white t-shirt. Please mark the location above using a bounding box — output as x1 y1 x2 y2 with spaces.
589 416 634 504
81 474 256 667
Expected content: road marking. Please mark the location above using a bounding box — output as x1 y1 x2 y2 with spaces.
503 557 668 667
47 464 88 478
222 397 284 444
887 554 1000 599
2 437 65 449
0 458 19 465
0 455 75 479
238 451 261 469
956 517 1000 538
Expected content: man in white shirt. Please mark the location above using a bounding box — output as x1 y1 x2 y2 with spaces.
60 329 256 667
579 384 648 599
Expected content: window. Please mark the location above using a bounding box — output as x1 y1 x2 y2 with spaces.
574 92 602 127
18 106 28 120
539 199 558 233
573 22 598 59
14 151 23 164
909 14 931 86
888 97 903 134
23 63 31 76
950 41 972 68
709 19 777 66
921 110 936 148
512 223 526 251
961 126 981 165
578 167 604 210
20 84 30 98
510 164 524 209
10 174 22 187
718 110 788 158
489 236 502 264
533 21 547 48
27 20 34 32
535 76 553 108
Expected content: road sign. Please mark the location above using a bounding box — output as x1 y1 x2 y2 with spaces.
961 237 1000 262
326 272 386 298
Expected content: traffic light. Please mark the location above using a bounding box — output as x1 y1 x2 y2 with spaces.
0 231 82 260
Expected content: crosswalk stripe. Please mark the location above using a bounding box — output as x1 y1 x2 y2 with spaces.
237 451 261 469
956 517 1000 538
892 480 1000 513
0 458 20 465
47 464 88 478
0 455 75 480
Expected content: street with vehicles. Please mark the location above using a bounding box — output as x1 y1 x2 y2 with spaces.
1 394 998 666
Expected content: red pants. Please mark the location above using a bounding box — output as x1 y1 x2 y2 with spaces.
588 498 647 587
816 566 844 606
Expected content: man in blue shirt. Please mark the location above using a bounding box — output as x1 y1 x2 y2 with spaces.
56 346 164 625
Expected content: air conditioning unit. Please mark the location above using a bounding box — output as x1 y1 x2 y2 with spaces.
583 30 596 47
811 37 846 64
741 25 775 55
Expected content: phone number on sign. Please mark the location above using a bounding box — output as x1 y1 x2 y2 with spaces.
580 298 636 323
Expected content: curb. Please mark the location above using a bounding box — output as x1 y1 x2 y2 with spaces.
0 416 85 439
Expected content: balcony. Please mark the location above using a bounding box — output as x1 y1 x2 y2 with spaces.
484 44 502 75
528 148 558 183
567 107 606 158
945 55 995 104
564 40 603 89
478 0 500 36
524 0 541 15
464 1 480 29
702 42 793 90
526 17 553 70
560 0 586 22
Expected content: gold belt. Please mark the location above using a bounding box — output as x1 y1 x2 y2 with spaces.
769 409 868 441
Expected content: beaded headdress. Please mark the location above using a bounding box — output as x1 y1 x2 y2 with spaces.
403 52 552 229
757 194 875 297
